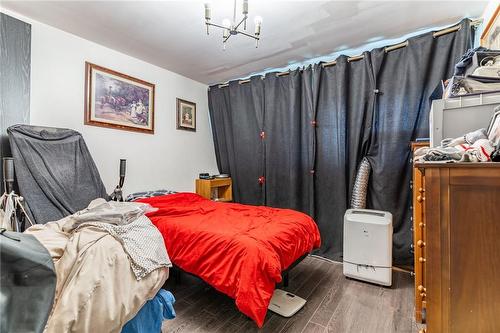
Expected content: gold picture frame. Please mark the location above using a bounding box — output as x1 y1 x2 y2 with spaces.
85 62 155 134
480 5 500 49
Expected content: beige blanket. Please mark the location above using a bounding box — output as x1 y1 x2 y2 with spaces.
26 216 168 333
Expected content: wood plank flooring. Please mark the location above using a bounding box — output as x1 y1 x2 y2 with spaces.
162 256 423 333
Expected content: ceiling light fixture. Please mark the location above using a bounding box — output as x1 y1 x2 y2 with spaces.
204 0 262 50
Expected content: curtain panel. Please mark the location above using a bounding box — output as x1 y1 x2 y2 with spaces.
208 19 474 264
208 76 265 205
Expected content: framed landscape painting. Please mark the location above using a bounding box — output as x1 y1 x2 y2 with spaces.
176 98 196 132
85 62 155 134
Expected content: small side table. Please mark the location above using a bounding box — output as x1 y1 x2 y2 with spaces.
195 178 232 202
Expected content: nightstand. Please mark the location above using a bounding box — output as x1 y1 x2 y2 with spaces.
195 178 232 202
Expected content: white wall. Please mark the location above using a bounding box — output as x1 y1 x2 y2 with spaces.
2 9 219 195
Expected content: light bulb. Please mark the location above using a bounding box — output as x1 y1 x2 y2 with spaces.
242 0 248 15
222 18 231 28
204 2 211 21
254 16 262 35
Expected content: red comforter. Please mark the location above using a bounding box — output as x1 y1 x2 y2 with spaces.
139 193 321 327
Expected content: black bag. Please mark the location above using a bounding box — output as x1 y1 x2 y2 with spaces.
0 229 56 333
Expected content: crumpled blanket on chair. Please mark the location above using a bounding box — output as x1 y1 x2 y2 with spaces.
25 200 169 333
8 124 108 224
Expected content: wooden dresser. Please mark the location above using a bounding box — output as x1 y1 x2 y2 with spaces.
412 162 500 333
411 142 429 324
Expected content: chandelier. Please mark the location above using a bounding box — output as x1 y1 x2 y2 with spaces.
204 0 262 49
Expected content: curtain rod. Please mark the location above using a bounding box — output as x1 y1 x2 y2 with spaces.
277 71 292 77
323 54 364 68
433 24 461 38
347 55 364 62
322 22 467 68
322 60 337 68
217 19 478 85
384 41 408 53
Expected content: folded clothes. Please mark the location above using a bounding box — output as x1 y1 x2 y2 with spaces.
444 75 500 98
440 128 488 147
69 199 172 280
66 200 156 227
415 129 495 163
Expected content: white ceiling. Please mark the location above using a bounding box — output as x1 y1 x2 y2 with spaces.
2 1 487 85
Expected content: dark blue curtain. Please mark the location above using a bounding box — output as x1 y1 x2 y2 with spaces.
208 76 265 205
208 19 475 264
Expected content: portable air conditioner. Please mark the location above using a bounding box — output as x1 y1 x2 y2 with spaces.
343 209 393 286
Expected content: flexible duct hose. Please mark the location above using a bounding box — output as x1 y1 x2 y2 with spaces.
350 157 371 209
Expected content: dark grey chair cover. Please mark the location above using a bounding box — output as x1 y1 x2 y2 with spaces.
0 229 56 333
8 124 108 223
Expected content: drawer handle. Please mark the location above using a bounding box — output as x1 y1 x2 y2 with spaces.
417 285 426 292
417 195 425 203
419 257 426 263
420 292 426 298
417 240 426 247
419 187 425 193
419 222 426 228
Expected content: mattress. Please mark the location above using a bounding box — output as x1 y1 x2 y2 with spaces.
138 193 321 327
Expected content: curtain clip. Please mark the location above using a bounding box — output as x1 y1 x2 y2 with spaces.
374 89 380 94
309 169 315 175
311 120 317 127
258 176 266 185
260 131 266 139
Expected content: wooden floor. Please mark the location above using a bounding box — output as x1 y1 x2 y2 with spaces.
162 256 422 333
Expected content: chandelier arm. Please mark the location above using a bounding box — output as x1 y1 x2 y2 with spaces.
233 15 247 31
206 22 228 30
223 34 232 43
237 29 260 40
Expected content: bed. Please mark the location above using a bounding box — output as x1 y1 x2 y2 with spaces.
137 192 321 327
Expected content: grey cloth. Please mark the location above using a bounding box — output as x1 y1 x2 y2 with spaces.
441 128 488 147
453 46 487 76
0 229 56 333
7 124 108 224
414 137 495 163
68 199 172 280
414 146 463 162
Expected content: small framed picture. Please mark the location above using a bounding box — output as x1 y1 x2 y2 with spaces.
487 109 500 148
176 98 196 132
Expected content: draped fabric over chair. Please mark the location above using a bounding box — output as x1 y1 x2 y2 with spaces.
208 19 475 264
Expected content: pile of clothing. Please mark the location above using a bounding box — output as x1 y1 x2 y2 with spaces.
2 199 173 333
443 47 500 98
415 128 499 163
